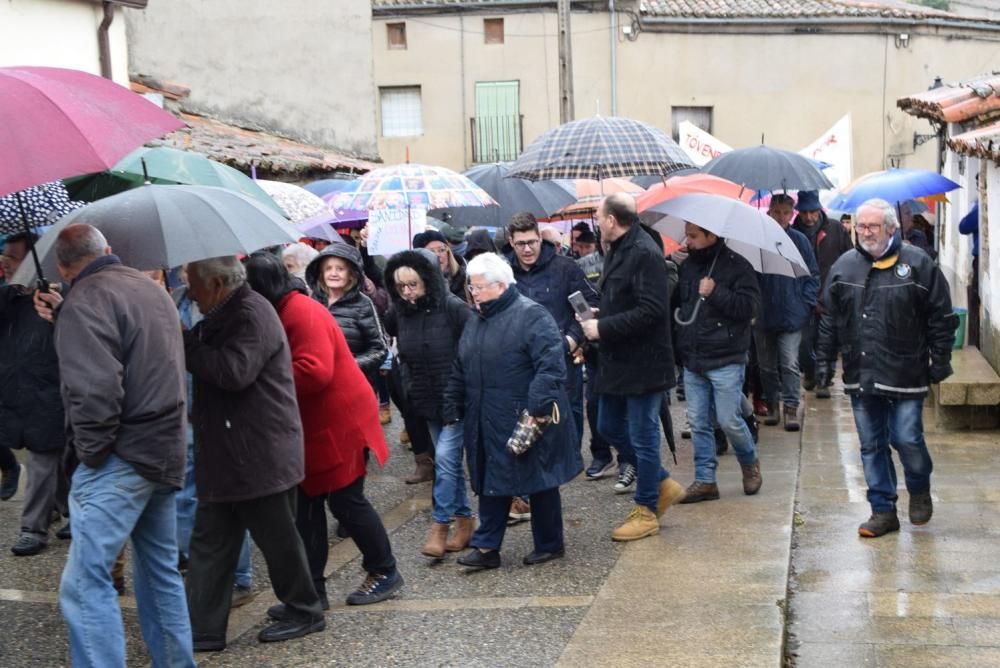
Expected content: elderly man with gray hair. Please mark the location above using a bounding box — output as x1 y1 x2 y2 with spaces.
182 255 324 650
35 224 195 667
817 199 957 538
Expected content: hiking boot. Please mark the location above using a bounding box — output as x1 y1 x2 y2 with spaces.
404 452 433 484
0 463 21 501
446 516 475 552
655 478 686 518
379 404 391 425
585 457 615 480
611 505 659 542
231 584 256 608
508 498 531 523
783 405 800 432
744 412 760 444
613 464 637 494
858 511 900 538
763 402 781 426
10 533 46 556
815 386 832 399
421 522 449 559
909 492 933 525
399 429 411 446
741 460 763 495
346 570 404 605
679 481 720 504
803 374 817 391
714 427 729 455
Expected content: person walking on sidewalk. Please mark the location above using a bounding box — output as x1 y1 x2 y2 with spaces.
756 195 820 432
36 224 195 668
580 194 685 541
383 249 476 560
674 223 763 504
816 199 956 538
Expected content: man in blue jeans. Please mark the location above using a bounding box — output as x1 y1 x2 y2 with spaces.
581 193 685 541
673 223 762 503
817 199 956 538
36 225 194 667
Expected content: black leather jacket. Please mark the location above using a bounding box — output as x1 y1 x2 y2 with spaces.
817 234 956 399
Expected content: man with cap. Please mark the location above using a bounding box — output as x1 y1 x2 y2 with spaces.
792 190 853 398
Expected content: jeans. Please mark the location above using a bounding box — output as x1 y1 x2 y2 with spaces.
584 361 612 462
755 328 804 408
176 439 253 588
850 395 933 513
598 392 668 512
471 487 563 553
685 365 758 483
60 454 194 668
428 421 472 524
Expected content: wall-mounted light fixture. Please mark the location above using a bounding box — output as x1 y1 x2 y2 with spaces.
894 33 910 49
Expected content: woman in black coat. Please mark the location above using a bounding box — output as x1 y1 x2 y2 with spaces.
443 253 582 570
384 249 475 559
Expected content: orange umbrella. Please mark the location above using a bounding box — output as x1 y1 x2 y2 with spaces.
635 173 751 213
555 178 645 215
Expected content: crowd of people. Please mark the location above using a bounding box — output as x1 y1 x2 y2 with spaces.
0 188 957 665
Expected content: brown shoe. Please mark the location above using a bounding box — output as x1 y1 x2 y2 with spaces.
379 405 392 425
611 505 659 542
508 498 531 523
783 404 800 432
404 452 434 484
446 516 475 552
655 478 686 518
679 481 720 504
421 522 449 559
763 402 781 426
741 460 762 495
399 429 410 445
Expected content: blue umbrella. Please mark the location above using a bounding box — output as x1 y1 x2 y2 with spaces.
303 178 360 197
826 168 960 212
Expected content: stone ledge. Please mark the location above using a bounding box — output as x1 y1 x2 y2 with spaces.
936 347 1000 406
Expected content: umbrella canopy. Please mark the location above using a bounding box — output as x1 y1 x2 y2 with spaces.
701 145 834 192
303 178 360 197
0 66 184 197
825 168 961 212
0 181 86 234
67 146 285 216
256 180 326 223
554 178 646 215
428 162 576 228
648 193 810 278
12 185 300 285
507 115 695 181
636 174 751 213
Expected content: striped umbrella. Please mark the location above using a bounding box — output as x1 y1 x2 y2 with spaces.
507 115 694 181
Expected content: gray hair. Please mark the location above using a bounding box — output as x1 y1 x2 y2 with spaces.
857 199 899 231
188 255 246 289
281 242 318 276
55 224 108 268
466 252 516 287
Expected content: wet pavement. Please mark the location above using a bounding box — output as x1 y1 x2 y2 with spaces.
1 384 998 666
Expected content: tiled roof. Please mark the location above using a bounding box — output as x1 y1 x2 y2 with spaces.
638 0 961 20
897 74 1000 124
948 121 1000 160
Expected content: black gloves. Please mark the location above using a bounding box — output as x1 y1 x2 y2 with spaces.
930 359 953 384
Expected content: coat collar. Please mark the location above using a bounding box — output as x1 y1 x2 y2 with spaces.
477 284 518 318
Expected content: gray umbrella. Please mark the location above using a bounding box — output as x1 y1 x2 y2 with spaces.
429 162 576 228
12 184 300 285
701 145 834 192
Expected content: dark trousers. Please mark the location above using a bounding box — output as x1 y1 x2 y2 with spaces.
969 256 980 348
186 487 321 641
0 444 15 471
471 487 563 554
584 361 612 462
386 360 434 457
296 476 396 597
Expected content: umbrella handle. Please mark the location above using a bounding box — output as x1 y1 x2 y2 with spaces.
674 298 703 326
15 192 47 289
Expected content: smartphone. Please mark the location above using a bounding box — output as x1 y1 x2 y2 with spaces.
568 291 593 321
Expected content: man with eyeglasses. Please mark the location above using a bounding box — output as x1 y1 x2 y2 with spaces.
0 232 70 555
817 198 956 538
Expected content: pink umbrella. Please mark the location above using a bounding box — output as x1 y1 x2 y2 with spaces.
0 66 184 197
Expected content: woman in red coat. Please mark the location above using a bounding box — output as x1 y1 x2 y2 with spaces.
245 253 403 610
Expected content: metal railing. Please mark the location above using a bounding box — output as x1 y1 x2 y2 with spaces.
470 114 524 163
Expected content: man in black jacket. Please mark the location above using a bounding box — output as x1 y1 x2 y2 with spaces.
673 224 762 504
817 199 956 538
581 193 685 542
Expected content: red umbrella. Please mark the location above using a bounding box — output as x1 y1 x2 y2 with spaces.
635 173 752 213
0 66 184 197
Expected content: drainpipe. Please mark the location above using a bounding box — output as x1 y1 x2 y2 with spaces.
98 1 115 80
609 0 617 116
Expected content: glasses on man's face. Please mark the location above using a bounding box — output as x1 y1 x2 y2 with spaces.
467 282 497 294
855 223 883 234
512 239 540 250
397 281 421 291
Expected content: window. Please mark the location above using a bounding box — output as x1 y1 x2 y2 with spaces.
387 22 407 49
380 86 423 137
473 81 521 162
671 106 712 141
484 18 504 44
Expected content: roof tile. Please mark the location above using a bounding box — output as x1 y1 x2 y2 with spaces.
948 121 1000 160
638 0 958 19
897 74 1000 124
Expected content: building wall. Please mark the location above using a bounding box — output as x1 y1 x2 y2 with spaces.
125 0 378 159
372 11 1000 174
0 0 130 84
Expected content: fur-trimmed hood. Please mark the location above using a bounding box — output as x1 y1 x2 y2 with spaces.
384 249 449 312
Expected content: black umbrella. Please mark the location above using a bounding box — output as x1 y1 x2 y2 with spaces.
701 145 834 192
